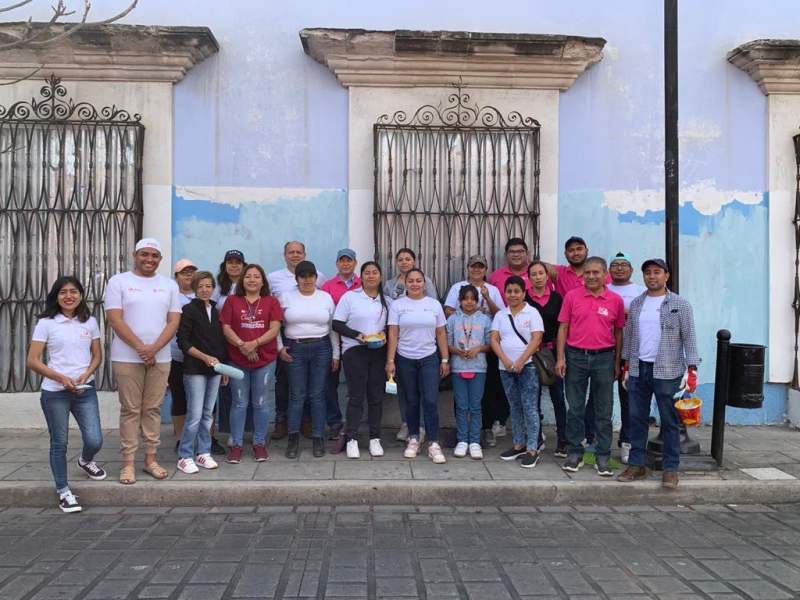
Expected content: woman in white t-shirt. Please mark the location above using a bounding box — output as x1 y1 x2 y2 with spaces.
490 275 545 469
279 261 340 459
333 261 392 459
26 277 106 514
386 268 450 464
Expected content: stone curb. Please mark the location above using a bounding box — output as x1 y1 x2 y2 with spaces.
2 479 799 507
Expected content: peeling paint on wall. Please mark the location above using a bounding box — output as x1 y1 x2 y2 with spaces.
172 186 349 275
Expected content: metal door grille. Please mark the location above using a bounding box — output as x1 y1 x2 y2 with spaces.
0 75 144 392
374 84 540 297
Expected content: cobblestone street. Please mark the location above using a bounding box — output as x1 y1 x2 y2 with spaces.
1 503 800 599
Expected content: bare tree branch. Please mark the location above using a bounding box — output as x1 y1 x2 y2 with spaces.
0 0 138 52
0 0 33 14
0 64 41 85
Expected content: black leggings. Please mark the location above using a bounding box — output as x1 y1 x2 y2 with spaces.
482 351 509 429
342 345 386 439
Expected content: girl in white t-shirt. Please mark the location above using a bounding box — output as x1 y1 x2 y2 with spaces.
490 275 545 469
386 268 450 464
27 277 106 513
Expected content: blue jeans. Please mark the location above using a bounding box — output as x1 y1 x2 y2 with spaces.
499 365 540 452
628 361 683 470
179 374 220 459
230 362 276 446
40 385 103 491
564 347 615 458
396 353 440 442
325 365 343 429
287 339 332 437
539 376 567 444
452 373 486 444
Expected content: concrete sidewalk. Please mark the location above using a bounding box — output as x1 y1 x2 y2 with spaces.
1 424 799 507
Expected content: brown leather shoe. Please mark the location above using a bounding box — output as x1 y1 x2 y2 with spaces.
330 433 347 454
301 420 313 439
616 465 648 482
272 420 288 440
662 470 679 489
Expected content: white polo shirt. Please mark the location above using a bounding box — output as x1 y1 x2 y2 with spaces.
32 314 101 391
388 296 446 360
104 271 181 363
334 289 391 354
444 280 505 314
490 304 545 371
267 268 327 297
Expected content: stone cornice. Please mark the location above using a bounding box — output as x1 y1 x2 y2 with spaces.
300 28 605 90
0 23 219 83
728 39 800 95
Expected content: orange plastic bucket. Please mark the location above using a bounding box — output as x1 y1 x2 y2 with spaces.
674 395 702 426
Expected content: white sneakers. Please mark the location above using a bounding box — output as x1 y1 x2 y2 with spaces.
404 438 420 458
454 442 469 458
177 458 199 474
396 423 409 441
468 443 483 459
369 438 384 457
620 442 631 465
455 442 483 459
346 439 360 459
179 454 218 474
428 442 446 464
348 438 384 458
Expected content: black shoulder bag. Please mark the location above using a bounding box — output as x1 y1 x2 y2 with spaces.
507 314 557 386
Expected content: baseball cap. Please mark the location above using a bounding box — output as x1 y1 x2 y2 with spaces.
173 258 197 274
336 248 356 261
609 252 633 266
564 236 587 250
134 238 162 254
468 254 488 267
224 249 245 263
641 258 670 272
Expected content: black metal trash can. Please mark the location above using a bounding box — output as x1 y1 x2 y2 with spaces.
727 343 765 409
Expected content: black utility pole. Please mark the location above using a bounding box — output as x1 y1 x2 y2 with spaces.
665 0 679 292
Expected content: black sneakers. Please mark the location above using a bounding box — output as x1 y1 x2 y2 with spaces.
77 458 107 481
520 452 540 469
561 455 584 472
595 456 613 477
58 490 82 513
499 447 527 461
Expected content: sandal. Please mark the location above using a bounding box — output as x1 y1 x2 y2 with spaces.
142 461 169 480
119 464 136 485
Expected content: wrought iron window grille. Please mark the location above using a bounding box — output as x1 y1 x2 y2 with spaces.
0 75 144 392
373 80 541 298
792 131 800 389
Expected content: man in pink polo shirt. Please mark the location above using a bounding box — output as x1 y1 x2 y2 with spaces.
489 237 532 303
322 249 362 450
555 256 625 477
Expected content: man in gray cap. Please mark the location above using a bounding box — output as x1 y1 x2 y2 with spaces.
323 249 362 449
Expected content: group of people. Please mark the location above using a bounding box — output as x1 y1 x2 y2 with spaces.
27 234 699 513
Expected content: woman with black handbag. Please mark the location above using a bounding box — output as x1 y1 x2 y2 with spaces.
490 276 545 468
526 261 568 458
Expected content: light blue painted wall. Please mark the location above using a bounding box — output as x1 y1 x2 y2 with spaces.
29 0 793 422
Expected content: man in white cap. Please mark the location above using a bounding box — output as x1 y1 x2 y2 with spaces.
104 238 182 484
